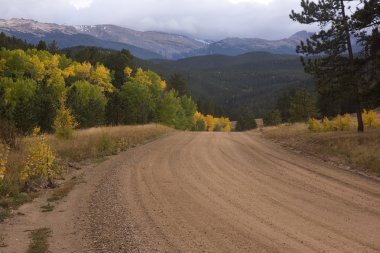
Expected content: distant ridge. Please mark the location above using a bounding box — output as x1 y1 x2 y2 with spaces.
0 18 312 59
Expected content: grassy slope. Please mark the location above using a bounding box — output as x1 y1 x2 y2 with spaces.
262 123 380 176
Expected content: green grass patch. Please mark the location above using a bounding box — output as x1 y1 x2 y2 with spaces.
27 228 51 253
40 203 54 212
0 181 38 221
47 174 85 203
0 207 10 222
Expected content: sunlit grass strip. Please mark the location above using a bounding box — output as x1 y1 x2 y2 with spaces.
27 228 52 253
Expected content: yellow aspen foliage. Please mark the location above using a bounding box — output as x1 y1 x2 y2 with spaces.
220 117 232 132
308 114 352 132
0 144 9 180
205 115 216 131
193 111 206 131
322 116 333 131
363 110 380 128
194 111 204 121
90 64 113 92
74 62 92 79
62 65 75 78
193 111 231 132
332 114 351 131
28 55 45 81
20 128 61 184
46 68 65 90
134 68 152 85
160 80 167 90
44 54 60 70
124 66 133 78
308 118 322 132
53 95 78 140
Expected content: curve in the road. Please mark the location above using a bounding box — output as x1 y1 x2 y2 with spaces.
87 132 380 253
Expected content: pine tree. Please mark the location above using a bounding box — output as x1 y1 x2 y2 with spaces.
290 0 365 132
167 73 189 96
352 0 380 108
48 40 59 54
37 40 47 51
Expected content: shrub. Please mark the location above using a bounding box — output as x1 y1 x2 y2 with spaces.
322 117 333 131
363 110 380 128
194 119 206 131
332 114 351 131
308 118 322 132
264 109 282 126
236 114 257 131
308 114 351 132
20 128 61 188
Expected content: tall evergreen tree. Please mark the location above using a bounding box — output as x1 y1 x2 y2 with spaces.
167 73 189 96
48 40 59 54
352 0 380 108
290 0 365 131
37 40 47 51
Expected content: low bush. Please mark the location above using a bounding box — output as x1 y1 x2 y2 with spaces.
20 128 61 189
363 110 380 128
308 118 322 132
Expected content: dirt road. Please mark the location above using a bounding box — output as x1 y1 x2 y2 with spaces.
85 132 380 253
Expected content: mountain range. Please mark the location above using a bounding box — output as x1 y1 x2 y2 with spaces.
0 18 312 59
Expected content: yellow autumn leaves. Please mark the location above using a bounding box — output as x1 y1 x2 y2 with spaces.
0 48 114 93
194 111 231 132
308 110 380 132
20 128 60 184
0 128 61 185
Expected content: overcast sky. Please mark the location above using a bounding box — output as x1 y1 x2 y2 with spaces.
0 0 315 40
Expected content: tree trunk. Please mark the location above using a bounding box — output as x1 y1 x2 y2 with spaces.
340 0 364 132
355 98 364 132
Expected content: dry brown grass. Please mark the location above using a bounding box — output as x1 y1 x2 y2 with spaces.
1 124 173 218
47 124 173 162
7 124 173 168
262 123 380 176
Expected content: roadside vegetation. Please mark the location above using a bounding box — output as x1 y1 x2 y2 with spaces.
262 111 380 176
261 0 380 176
0 33 232 223
0 124 173 220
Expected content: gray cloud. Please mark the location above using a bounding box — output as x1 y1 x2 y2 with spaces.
0 0 314 40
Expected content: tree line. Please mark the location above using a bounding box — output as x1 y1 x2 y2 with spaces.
0 45 231 146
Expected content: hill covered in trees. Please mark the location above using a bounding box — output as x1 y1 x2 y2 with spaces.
136 52 314 118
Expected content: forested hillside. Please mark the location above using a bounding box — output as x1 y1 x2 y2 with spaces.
137 52 314 118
